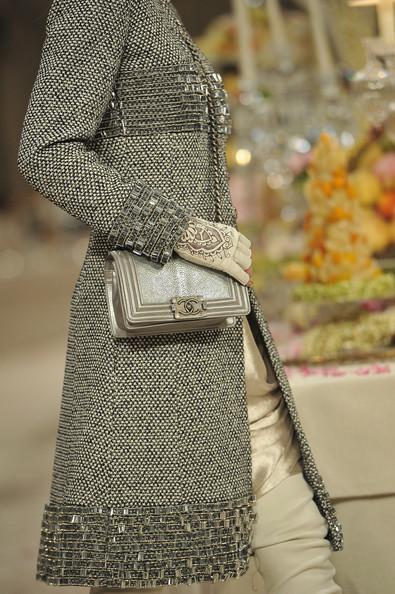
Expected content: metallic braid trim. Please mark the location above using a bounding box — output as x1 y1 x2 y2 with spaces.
247 288 345 552
95 63 232 140
107 181 195 264
36 494 257 588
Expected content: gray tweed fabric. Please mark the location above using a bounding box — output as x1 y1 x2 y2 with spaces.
17 0 343 589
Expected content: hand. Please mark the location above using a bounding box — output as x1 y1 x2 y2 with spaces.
174 216 253 286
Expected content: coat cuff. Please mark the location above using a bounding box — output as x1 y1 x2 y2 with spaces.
107 181 195 264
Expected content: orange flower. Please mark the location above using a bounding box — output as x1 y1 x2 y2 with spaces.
320 180 333 197
309 229 325 249
326 273 338 283
303 212 312 230
331 251 356 264
320 132 332 146
312 252 323 267
330 251 343 264
346 183 357 199
350 232 360 243
332 175 347 189
343 252 356 263
327 271 351 283
332 166 346 177
327 207 351 222
282 262 309 282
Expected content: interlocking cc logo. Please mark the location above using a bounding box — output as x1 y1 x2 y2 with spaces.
171 295 207 319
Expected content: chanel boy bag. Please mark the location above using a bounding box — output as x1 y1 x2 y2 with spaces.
104 249 251 337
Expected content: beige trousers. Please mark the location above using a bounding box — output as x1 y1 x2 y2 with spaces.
241 316 302 497
90 318 341 594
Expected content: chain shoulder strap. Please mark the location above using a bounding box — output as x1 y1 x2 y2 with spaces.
165 4 226 224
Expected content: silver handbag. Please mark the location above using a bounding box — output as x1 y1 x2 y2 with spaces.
104 250 250 336
104 33 250 337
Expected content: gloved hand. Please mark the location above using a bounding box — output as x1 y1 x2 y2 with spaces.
173 216 252 286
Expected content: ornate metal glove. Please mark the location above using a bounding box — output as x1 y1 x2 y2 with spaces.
173 216 252 285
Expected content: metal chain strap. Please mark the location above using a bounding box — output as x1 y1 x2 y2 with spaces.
168 7 226 224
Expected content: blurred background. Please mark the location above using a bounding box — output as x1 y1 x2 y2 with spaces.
2 1 395 593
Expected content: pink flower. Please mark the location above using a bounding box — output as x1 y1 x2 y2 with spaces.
372 153 395 188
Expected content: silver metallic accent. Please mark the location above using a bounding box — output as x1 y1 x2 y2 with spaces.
107 183 194 265
36 495 257 588
170 295 208 319
95 62 232 140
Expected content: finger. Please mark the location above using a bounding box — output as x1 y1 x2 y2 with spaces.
244 266 253 278
237 233 251 250
223 259 250 285
236 240 251 258
233 248 251 270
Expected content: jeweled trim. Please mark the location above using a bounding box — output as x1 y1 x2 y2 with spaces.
107 180 195 264
95 63 232 139
36 494 257 588
246 288 344 552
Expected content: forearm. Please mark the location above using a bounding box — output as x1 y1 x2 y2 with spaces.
16 0 194 264
18 142 194 262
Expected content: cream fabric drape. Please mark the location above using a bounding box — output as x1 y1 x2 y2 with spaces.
242 316 302 497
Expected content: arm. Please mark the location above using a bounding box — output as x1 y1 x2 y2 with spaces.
16 0 194 264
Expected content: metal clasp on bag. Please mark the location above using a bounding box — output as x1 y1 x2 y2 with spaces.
170 295 208 319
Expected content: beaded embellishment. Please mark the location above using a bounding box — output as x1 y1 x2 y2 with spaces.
107 181 195 264
96 63 232 140
36 494 257 588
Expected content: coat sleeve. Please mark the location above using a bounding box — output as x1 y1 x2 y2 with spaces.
16 0 195 265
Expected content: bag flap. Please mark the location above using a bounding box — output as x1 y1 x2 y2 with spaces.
106 250 250 324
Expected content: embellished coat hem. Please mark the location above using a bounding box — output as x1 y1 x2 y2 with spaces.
36 494 257 588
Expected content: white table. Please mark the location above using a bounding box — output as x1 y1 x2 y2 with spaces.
285 360 395 594
198 359 395 594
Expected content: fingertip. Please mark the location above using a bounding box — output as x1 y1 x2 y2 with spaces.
238 234 252 249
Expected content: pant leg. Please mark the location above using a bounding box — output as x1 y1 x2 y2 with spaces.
243 318 342 593
242 316 303 497
252 472 342 594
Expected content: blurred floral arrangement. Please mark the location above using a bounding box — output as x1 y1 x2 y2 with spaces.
192 1 395 362
284 132 395 290
281 132 395 362
348 128 395 255
284 125 395 263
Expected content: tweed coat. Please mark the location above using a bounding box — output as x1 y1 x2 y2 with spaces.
17 0 343 589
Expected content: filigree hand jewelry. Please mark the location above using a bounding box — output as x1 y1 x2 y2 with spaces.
174 216 252 285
